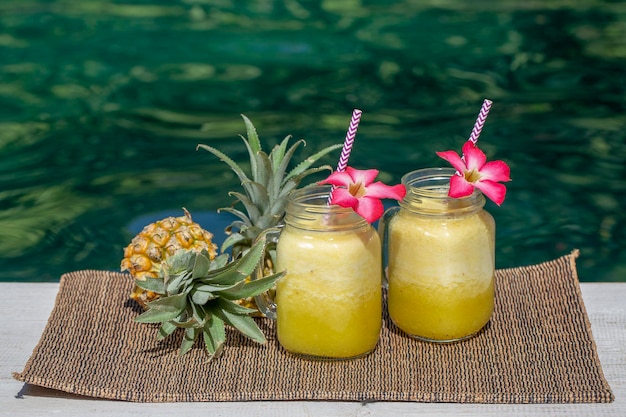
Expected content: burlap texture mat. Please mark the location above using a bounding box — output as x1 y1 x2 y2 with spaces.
14 250 614 403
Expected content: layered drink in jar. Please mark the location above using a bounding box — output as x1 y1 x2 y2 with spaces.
383 168 495 342
274 185 382 359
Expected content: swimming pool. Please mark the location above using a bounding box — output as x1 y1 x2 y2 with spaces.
1 1 624 282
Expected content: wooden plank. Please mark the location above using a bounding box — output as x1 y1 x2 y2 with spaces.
1 283 624 417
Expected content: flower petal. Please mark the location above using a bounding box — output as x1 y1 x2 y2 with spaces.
436 150 466 173
475 179 507 206
479 160 511 183
329 187 358 208
318 170 354 187
364 182 407 200
462 142 487 171
345 166 379 186
354 196 385 223
448 174 475 198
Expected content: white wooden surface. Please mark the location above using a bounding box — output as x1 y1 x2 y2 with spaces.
1 282 624 417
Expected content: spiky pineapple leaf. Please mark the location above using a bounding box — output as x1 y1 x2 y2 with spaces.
196 144 254 198
270 135 291 172
284 143 342 184
240 114 261 154
134 277 165 294
208 253 230 271
172 316 198 329
232 233 268 275
228 191 261 223
191 251 211 278
218 206 253 226
239 181 270 214
273 138 305 188
218 309 266 345
157 321 178 341
201 269 248 286
164 250 196 274
180 327 200 357
203 314 226 357
252 151 272 188
134 292 187 323
165 271 192 296
215 297 258 315
219 270 285 300
190 288 216 305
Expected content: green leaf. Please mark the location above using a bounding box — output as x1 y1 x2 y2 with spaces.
217 207 252 226
270 135 291 173
197 144 253 197
201 270 247 286
164 250 196 275
284 143 342 184
291 166 335 184
190 288 216 305
232 233 267 276
202 315 226 357
240 180 269 212
274 138 305 193
215 297 258 315
228 191 261 223
179 327 199 356
165 270 192 295
134 277 165 294
219 270 285 300
172 316 198 329
241 114 261 154
134 306 181 324
134 292 187 323
191 251 210 279
189 302 206 326
253 150 272 188
157 321 178 341
209 253 230 270
219 309 266 345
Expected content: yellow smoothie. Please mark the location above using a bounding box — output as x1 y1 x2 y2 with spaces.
275 225 382 358
387 209 495 341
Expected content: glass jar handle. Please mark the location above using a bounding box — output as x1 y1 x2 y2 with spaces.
377 206 399 289
253 227 282 320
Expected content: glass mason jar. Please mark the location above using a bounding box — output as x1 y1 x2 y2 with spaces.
256 185 382 360
379 168 495 342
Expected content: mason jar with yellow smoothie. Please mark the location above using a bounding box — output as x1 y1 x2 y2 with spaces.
258 185 383 359
380 168 496 342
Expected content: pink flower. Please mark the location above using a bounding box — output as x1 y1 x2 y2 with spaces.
436 141 511 206
320 167 406 223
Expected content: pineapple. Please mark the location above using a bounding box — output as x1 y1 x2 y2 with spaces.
197 115 341 311
134 232 285 358
121 208 218 309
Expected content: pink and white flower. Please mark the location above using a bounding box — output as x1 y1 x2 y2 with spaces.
320 167 406 223
436 141 511 206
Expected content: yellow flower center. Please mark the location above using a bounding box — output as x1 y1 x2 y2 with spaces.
464 169 481 183
348 181 367 197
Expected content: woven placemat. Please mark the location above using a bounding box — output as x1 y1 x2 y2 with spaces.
14 250 614 403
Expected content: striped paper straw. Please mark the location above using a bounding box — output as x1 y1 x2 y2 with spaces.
336 109 362 172
468 99 492 144
328 109 362 205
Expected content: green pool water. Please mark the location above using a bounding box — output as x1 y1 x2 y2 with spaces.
1 1 624 282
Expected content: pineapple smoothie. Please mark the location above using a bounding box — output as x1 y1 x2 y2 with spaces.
387 202 495 341
275 223 382 359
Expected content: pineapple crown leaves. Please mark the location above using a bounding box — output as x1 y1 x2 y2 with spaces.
197 114 342 256
133 231 285 359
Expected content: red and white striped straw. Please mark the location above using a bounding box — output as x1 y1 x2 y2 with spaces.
468 99 492 144
328 108 362 205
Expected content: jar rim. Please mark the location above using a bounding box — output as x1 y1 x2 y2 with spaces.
285 185 370 230
400 167 485 214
